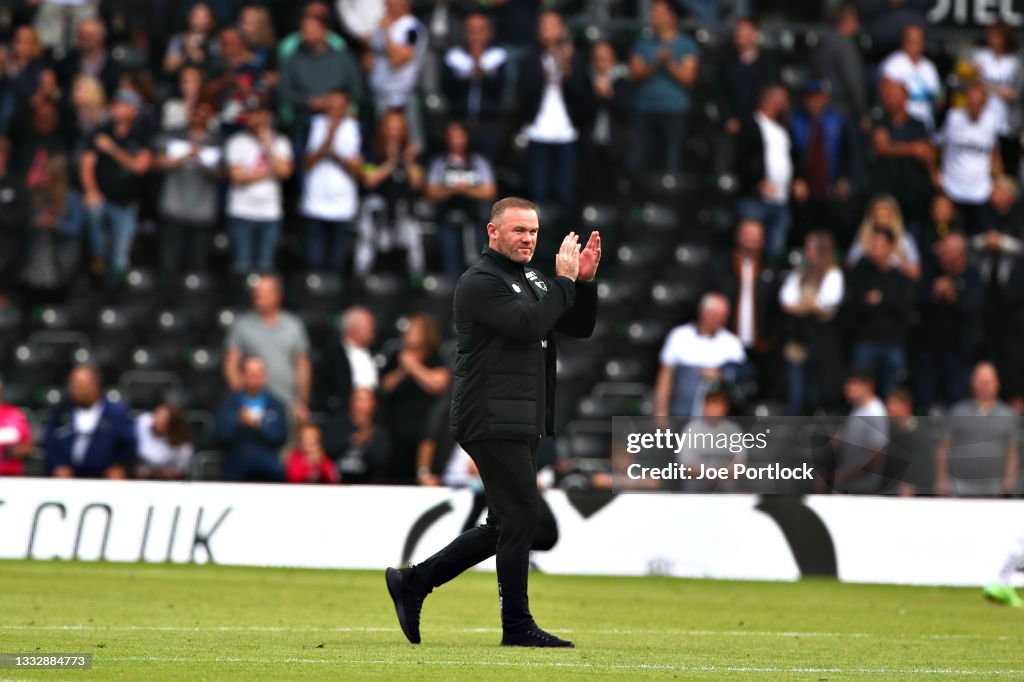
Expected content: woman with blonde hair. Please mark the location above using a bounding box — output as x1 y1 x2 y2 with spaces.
239 5 278 74
780 231 846 414
847 194 921 279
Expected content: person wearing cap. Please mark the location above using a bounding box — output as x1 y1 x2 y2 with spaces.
789 79 858 239
79 88 153 289
225 93 294 272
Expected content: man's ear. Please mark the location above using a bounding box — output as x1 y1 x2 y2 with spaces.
486 222 498 242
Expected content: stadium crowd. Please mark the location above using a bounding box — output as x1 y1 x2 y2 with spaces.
0 0 1022 496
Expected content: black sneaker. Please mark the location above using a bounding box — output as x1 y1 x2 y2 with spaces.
385 567 424 644
501 626 574 648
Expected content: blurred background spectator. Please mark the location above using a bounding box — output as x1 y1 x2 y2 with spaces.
215 355 287 482
135 402 193 480
0 376 33 476
286 422 339 483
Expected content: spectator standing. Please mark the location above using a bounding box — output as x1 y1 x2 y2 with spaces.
789 80 858 241
914 232 982 410
20 133 76 301
654 293 749 418
871 78 934 232
843 226 915 398
628 0 699 175
779 231 845 415
79 89 153 289
316 305 378 415
224 95 293 273
224 275 312 422
0 138 29 300
884 387 933 496
0 377 34 476
379 313 451 484
833 367 888 494
737 84 792 263
356 109 425 281
935 80 1002 236
519 11 591 214
582 41 631 201
936 362 1019 497
854 0 930 60
301 90 362 275
215 356 288 482
44 364 135 479
206 27 266 135
367 0 428 137
280 2 348 63
678 388 746 492
975 177 1023 375
155 99 222 274
135 403 193 480
711 220 779 392
54 18 121 98
161 65 205 131
425 120 497 283
162 2 219 80
286 423 340 483
0 26 47 137
33 0 99 51
238 4 278 74
879 24 941 131
719 17 775 136
813 4 868 128
441 13 508 161
972 21 1022 174
279 13 362 165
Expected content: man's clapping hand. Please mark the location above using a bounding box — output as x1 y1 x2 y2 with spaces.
555 232 581 281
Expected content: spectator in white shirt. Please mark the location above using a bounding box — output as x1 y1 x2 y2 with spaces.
367 0 427 139
973 21 1022 174
833 367 889 494
135 404 194 480
301 90 363 275
654 292 750 417
780 231 845 415
879 24 941 131
225 95 294 273
738 84 793 263
935 80 1003 235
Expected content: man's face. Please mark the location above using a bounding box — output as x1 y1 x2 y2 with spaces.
538 12 564 47
736 220 764 253
69 368 100 407
880 79 906 114
110 100 137 126
903 26 925 59
868 233 893 266
242 359 267 394
966 85 987 118
348 312 375 348
489 207 539 264
465 15 491 51
844 378 867 405
252 277 281 315
77 20 103 52
301 16 326 47
592 43 615 73
698 299 729 333
734 20 757 51
649 1 675 31
805 91 829 116
972 365 999 402
886 395 912 418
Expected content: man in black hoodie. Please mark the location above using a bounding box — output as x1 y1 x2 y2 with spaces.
386 197 600 649
845 226 915 398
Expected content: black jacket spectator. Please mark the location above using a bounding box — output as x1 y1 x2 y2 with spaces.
517 48 593 132
844 256 915 347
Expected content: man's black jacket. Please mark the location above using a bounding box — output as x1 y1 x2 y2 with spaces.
450 246 597 442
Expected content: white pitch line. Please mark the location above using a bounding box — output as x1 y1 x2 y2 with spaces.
0 624 1018 642
94 657 1024 676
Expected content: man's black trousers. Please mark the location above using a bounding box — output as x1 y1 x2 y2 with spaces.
408 438 558 633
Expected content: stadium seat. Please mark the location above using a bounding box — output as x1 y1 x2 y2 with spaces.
185 410 216 451
189 450 223 481
649 281 701 320
183 347 226 411
120 268 159 306
603 357 653 383
93 305 140 350
118 371 185 411
292 272 344 312
577 382 654 419
580 204 621 233
619 319 671 347
30 305 76 332
4 343 63 392
557 419 613 464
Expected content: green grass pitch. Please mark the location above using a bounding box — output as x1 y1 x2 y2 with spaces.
1 559 1021 680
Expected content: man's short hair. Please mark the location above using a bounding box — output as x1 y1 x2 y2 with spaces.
887 386 913 407
490 197 538 226
341 306 371 334
698 292 728 313
846 367 874 385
